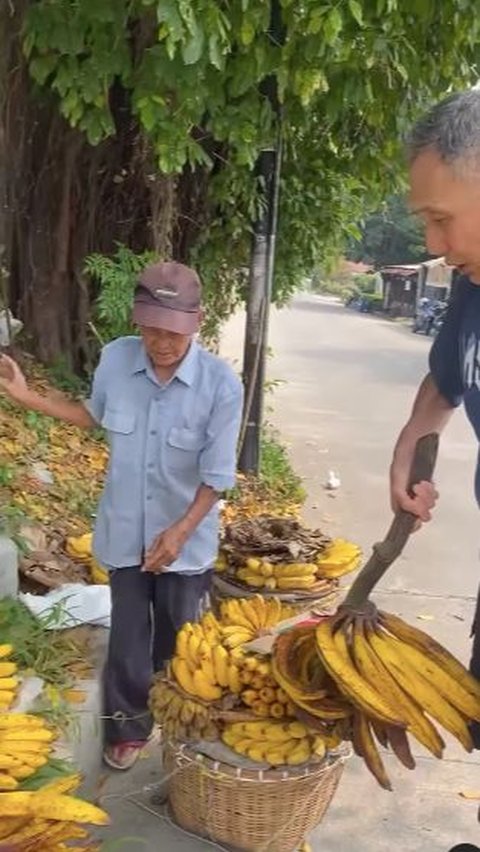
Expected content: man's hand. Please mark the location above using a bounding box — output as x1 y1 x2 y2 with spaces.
390 448 438 526
0 355 30 405
142 521 190 573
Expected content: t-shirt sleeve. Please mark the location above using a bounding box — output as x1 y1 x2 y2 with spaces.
429 283 465 407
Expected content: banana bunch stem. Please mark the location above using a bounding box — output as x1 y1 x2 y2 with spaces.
343 433 438 610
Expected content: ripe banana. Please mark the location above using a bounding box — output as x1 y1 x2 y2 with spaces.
367 627 473 752
315 619 403 726
352 711 392 791
212 645 230 688
276 576 316 590
379 611 480 708
171 657 196 697
192 670 222 702
353 622 444 758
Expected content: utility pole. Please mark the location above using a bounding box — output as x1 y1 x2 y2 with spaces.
238 0 284 474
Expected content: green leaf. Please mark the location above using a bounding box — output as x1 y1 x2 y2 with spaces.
348 0 364 26
324 8 343 44
181 18 205 65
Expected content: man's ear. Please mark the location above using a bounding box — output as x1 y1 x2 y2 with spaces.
198 307 205 325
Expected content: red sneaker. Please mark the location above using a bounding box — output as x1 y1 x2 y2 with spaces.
103 741 145 771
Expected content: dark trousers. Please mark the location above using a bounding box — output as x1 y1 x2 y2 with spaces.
469 583 480 749
104 567 211 745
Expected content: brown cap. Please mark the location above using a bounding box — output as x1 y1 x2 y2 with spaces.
132 261 202 334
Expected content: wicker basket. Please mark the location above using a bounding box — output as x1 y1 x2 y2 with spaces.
211 574 340 617
164 740 348 852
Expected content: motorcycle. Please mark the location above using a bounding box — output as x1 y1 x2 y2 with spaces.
412 298 446 336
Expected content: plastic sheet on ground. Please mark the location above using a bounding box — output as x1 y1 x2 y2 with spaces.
19 582 111 629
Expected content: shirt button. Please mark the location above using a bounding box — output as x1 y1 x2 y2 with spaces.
146 494 153 501
150 429 157 435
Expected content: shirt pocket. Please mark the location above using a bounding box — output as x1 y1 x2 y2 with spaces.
166 426 204 471
101 408 136 436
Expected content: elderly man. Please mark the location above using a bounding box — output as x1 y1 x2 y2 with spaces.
0 261 243 770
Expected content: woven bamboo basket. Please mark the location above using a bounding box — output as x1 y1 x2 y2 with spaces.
164 740 348 852
211 574 340 617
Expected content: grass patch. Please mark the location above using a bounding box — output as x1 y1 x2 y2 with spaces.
0 598 91 689
259 428 306 505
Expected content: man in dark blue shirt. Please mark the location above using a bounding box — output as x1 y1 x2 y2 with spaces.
390 90 480 756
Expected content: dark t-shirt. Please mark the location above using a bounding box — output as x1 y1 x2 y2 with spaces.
429 277 480 502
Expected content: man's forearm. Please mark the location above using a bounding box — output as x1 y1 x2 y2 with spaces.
394 373 454 451
177 484 219 536
18 389 95 429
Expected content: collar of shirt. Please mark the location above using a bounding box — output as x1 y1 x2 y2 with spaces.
131 338 199 387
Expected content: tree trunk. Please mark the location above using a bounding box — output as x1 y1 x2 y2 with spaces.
1 3 203 371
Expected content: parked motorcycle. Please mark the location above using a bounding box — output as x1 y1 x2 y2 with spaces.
412 298 446 336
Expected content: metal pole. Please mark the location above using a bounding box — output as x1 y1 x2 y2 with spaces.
238 0 284 474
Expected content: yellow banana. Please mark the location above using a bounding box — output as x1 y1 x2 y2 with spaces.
259 562 274 578
238 572 265 588
356 625 444 758
265 598 282 627
171 657 197 697
246 744 269 763
368 628 473 752
315 620 403 726
212 644 230 688
222 599 255 632
227 663 242 694
0 774 18 790
192 670 222 702
252 700 270 717
384 632 480 722
379 611 480 706
240 595 265 630
0 645 13 659
175 626 191 660
286 739 311 765
276 576 316 590
0 791 109 824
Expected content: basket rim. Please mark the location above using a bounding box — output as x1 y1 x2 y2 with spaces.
164 739 351 784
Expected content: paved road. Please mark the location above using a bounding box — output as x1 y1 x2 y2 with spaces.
220 295 480 851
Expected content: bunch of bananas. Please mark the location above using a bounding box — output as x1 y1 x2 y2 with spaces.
170 612 243 701
65 533 108 584
234 539 361 591
315 539 362 579
222 720 326 767
149 679 219 742
237 654 296 719
0 713 56 791
219 595 296 648
0 645 19 711
0 771 108 850
274 610 480 789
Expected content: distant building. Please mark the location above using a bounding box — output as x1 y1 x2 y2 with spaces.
380 257 454 317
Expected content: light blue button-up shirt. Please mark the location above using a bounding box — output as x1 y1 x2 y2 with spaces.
84 336 243 573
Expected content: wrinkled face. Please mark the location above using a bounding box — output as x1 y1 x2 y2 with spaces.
139 325 191 370
409 148 480 283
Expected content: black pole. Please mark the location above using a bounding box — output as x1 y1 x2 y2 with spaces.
238 0 284 474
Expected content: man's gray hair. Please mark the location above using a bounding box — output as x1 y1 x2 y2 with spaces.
408 88 480 169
